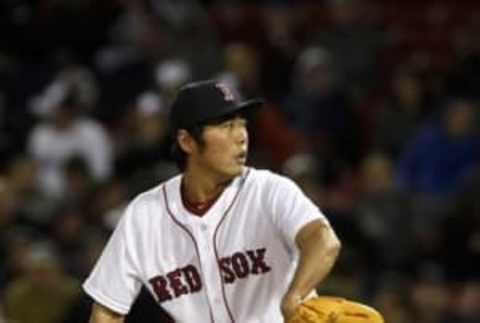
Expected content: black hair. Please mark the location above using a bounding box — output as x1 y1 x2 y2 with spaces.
170 110 252 172
170 124 206 172
64 155 90 177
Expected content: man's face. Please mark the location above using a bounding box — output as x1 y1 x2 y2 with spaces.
190 115 248 180
445 101 475 138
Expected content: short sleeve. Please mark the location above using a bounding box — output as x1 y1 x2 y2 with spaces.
83 202 143 315
266 173 329 249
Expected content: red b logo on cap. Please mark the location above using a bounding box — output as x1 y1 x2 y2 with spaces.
215 83 235 102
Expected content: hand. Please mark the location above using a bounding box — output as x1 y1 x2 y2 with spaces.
281 292 302 322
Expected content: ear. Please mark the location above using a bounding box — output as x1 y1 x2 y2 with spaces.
177 129 195 154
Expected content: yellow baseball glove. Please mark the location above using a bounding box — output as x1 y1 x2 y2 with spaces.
287 296 384 323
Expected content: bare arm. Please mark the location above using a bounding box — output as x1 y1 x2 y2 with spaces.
89 302 125 323
281 219 341 320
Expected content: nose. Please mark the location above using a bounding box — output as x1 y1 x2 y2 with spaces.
234 123 248 145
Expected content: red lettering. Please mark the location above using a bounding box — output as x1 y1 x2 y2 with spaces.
219 257 236 284
149 249 270 303
247 248 271 274
149 275 172 302
167 269 189 298
232 252 249 279
183 265 202 293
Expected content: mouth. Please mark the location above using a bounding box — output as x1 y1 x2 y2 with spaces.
235 151 247 164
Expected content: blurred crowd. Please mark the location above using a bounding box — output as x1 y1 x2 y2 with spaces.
1 0 480 322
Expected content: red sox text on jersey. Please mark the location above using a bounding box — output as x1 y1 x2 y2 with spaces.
149 248 271 303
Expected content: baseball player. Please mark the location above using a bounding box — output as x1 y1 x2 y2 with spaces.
83 80 342 323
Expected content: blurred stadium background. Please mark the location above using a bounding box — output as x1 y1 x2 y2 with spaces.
1 0 480 322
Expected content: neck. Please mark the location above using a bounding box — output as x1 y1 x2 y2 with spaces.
182 170 229 203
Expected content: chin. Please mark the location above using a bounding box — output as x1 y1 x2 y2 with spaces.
222 165 244 179
233 165 245 176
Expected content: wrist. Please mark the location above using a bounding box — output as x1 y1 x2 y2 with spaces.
284 291 303 304
281 291 303 320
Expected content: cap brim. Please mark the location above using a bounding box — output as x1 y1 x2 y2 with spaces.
233 98 264 116
236 98 264 109
203 98 265 125
174 98 265 130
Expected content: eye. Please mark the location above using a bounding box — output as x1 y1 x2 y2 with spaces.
221 120 233 128
238 119 248 127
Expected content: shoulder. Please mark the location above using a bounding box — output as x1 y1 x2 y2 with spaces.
130 175 178 208
121 175 180 223
130 186 161 210
245 167 298 191
28 124 58 152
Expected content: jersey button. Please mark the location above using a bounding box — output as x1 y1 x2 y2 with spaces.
201 224 208 232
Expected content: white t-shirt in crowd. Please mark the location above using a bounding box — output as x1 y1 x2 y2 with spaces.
28 117 113 197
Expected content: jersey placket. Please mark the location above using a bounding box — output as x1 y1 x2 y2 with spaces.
190 216 232 323
172 174 244 322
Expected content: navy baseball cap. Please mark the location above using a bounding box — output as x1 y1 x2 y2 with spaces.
169 80 264 130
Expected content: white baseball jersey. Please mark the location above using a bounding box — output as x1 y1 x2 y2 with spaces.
83 167 330 323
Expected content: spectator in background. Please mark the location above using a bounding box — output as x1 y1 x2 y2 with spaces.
146 0 223 77
63 156 95 206
94 0 155 74
112 59 189 187
396 98 480 196
443 282 480 323
441 173 480 281
260 4 299 102
153 58 192 107
114 92 176 193
1 230 35 294
396 99 479 267
373 280 414 323
88 178 129 230
4 242 80 323
112 58 191 159
28 86 113 198
218 43 262 99
447 16 480 100
0 304 5 323
30 63 99 119
98 0 222 76
280 47 361 214
0 177 16 290
372 65 429 158
49 204 91 279
310 0 385 100
4 155 56 229
216 43 310 168
355 152 414 272
282 46 362 167
409 265 449 323
282 153 325 206
253 104 310 169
